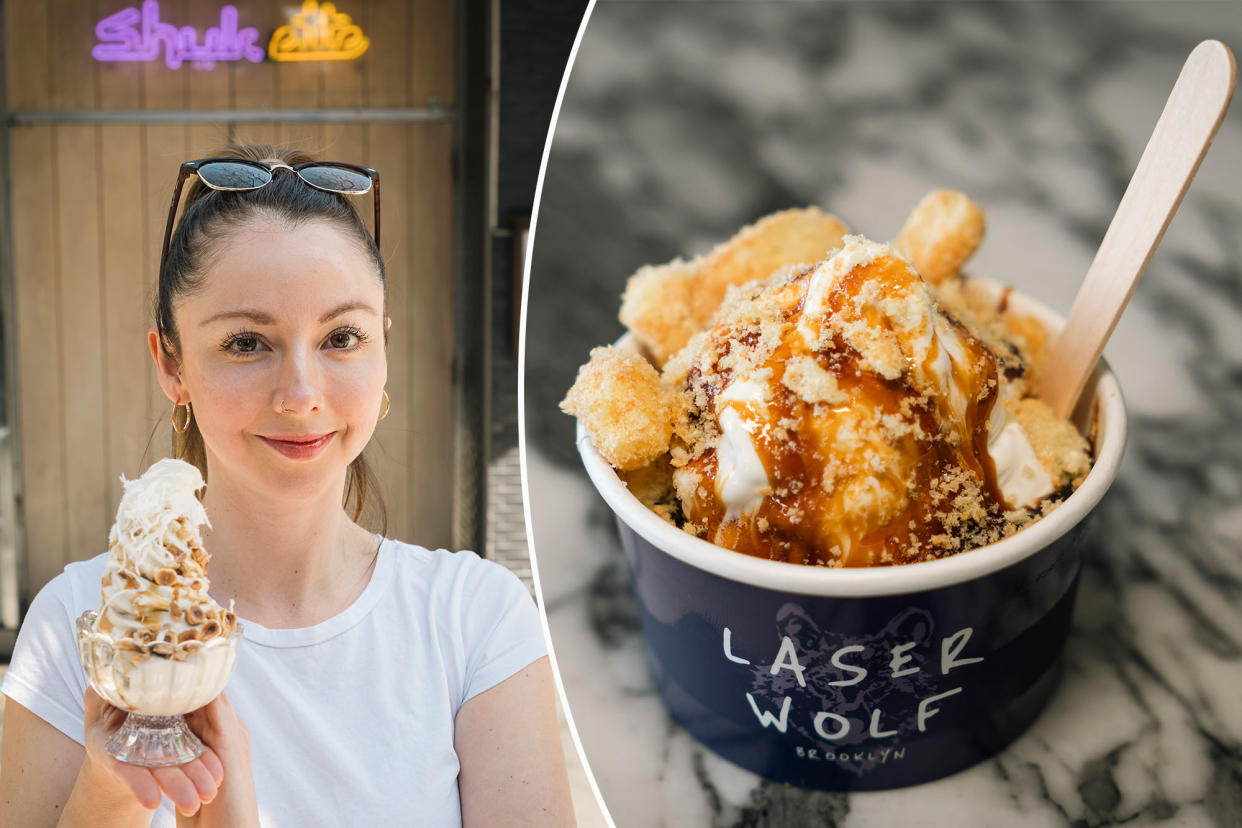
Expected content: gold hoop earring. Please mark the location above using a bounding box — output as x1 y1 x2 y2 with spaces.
378 390 390 422
172 401 192 434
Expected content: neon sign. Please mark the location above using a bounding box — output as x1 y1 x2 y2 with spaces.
92 1 264 70
269 1 370 62
92 1 369 70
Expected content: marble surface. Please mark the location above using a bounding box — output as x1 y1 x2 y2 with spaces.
523 3 1242 826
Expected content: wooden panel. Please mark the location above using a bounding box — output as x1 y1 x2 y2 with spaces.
55 126 110 567
362 0 409 107
142 124 188 434
183 1 232 109
230 122 284 154
376 122 455 548
275 28 323 112
49 0 99 109
227 3 281 110
187 123 231 160
320 62 363 109
141 0 188 109
228 60 280 111
97 60 144 110
411 123 456 549
4 0 52 110
276 124 325 158
91 0 142 108
277 123 369 164
408 0 455 108
320 123 366 171
320 0 366 108
11 127 65 594
100 125 152 513
363 123 410 540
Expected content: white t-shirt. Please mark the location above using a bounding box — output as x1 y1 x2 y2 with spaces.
1 538 548 827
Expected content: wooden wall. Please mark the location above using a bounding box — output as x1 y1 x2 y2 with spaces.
4 0 458 598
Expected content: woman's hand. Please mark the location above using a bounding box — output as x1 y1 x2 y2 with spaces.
82 687 224 817
177 691 260 828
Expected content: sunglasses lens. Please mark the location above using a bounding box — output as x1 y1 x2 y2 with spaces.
198 161 272 190
299 166 373 194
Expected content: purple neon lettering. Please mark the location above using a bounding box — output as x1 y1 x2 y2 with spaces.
91 1 263 69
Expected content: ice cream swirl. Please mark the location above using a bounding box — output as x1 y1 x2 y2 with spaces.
90 458 236 657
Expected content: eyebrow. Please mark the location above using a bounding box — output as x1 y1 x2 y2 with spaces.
200 301 379 328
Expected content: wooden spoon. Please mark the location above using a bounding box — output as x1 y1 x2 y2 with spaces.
1040 40 1236 419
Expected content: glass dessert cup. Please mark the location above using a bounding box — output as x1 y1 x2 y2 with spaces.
76 611 241 767
574 278 1128 790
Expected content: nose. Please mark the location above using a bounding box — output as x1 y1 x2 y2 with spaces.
273 345 321 415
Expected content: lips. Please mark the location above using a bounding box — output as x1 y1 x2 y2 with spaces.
259 432 336 460
264 434 333 444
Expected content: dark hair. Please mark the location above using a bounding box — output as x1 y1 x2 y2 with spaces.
153 144 388 535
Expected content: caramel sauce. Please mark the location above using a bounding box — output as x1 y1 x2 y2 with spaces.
682 256 1006 567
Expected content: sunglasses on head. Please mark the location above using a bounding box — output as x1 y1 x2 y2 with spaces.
158 157 381 285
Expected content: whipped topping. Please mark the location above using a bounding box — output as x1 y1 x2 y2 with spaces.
108 458 211 567
797 235 882 346
923 311 975 426
714 380 772 519
987 382 1055 509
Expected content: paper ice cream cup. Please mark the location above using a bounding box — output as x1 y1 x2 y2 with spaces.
575 280 1127 791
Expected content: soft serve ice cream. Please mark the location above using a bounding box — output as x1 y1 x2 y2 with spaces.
79 458 239 715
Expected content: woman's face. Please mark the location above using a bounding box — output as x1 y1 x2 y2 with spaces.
156 215 388 501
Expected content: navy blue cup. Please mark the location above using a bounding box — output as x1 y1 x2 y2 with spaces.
576 285 1127 791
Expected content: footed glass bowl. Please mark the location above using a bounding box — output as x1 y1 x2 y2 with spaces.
76 610 241 767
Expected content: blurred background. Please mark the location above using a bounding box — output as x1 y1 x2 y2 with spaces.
526 2 1242 825
0 0 603 821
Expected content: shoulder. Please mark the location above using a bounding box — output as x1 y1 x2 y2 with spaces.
0 555 108 745
27 553 109 621
383 539 532 605
380 540 539 647
380 541 545 707
10 552 109 661
6 552 109 681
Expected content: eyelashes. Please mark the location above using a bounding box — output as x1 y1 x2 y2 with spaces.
219 325 371 357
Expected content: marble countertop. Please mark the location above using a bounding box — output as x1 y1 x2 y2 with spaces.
523 3 1242 825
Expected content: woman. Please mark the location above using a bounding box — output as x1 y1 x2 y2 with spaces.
0 145 574 826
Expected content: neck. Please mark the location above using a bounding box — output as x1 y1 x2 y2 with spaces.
197 465 380 629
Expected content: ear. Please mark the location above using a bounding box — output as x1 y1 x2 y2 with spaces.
148 328 186 405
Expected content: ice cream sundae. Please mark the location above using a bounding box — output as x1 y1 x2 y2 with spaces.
563 191 1093 567
77 457 240 764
